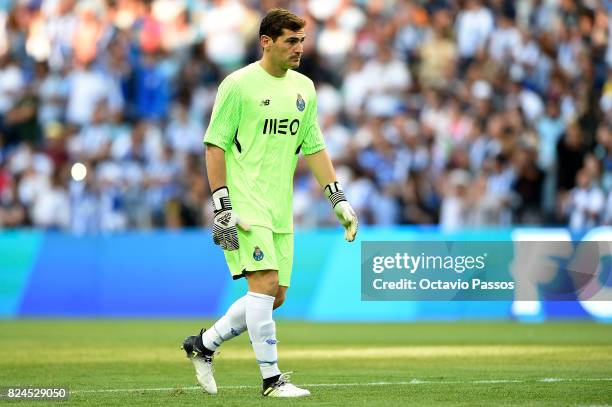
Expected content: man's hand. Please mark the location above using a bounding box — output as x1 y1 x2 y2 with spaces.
212 187 250 250
324 181 358 242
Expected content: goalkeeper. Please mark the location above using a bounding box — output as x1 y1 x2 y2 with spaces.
181 8 358 398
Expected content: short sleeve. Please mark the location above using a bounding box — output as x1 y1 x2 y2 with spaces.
204 77 241 151
300 85 326 155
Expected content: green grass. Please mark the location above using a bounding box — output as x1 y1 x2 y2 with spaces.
0 320 611 406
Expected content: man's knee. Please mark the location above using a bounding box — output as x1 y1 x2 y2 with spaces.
273 286 287 310
246 270 279 296
273 292 285 309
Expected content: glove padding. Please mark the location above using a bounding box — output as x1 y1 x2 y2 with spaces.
212 187 250 251
324 182 358 242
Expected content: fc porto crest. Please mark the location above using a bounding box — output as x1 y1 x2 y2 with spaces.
296 93 305 111
253 246 264 261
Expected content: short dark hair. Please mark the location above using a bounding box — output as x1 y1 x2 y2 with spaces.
259 8 305 41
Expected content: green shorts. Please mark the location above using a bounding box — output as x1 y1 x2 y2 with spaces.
223 226 294 287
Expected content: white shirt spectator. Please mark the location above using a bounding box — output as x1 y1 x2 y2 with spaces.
512 34 540 67
337 5 366 32
166 113 204 155
519 88 544 123
568 186 605 232
488 23 521 63
360 51 411 117
66 67 113 125
111 123 163 163
455 4 494 58
37 70 68 125
440 195 467 232
557 35 583 79
317 20 354 68
96 160 128 232
71 123 112 159
45 5 78 70
201 1 251 69
18 171 50 207
440 171 472 231
320 114 350 161
70 179 101 235
307 0 341 21
316 83 343 117
342 59 369 118
0 61 24 114
31 183 70 229
361 56 411 96
8 143 34 175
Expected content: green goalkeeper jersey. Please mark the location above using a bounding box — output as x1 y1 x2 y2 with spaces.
204 62 326 233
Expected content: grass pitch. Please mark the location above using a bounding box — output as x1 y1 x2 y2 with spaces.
0 320 611 406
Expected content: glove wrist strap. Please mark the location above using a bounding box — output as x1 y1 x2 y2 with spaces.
324 181 347 208
212 186 232 212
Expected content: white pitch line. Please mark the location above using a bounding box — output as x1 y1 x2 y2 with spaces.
70 378 612 395
472 380 523 384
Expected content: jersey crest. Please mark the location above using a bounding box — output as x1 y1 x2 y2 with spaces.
296 93 305 111
253 246 264 261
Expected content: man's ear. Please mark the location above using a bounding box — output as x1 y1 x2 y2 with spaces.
260 35 272 49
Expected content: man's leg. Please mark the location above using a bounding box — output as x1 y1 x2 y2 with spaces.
201 295 247 351
246 271 309 397
201 284 287 351
245 270 281 383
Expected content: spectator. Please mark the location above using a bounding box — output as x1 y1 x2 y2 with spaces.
360 46 411 117
455 0 494 73
557 122 588 194
439 169 472 232
31 167 70 230
564 168 605 232
66 59 116 125
133 52 170 121
419 11 457 89
165 101 204 157
512 146 544 224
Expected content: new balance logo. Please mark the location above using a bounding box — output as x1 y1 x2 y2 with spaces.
260 99 270 106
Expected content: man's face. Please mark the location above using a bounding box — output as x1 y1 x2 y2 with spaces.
262 28 305 70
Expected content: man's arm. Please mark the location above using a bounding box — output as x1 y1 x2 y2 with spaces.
303 148 336 187
304 148 358 242
205 143 227 191
203 76 248 250
205 142 249 250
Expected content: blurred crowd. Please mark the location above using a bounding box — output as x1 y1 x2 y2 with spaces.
1 0 612 234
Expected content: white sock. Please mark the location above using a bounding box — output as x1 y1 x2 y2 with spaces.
246 291 281 379
201 295 247 351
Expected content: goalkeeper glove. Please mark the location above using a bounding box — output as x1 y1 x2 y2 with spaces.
211 187 250 251
324 181 358 242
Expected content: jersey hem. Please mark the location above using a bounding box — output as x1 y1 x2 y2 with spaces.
301 145 326 156
204 140 228 151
